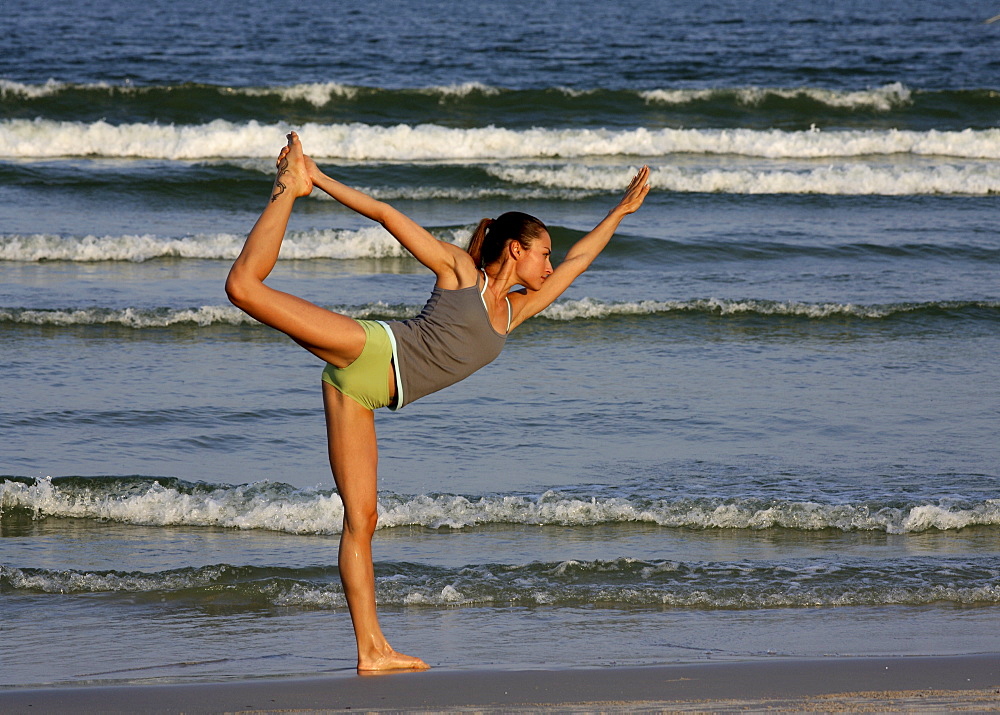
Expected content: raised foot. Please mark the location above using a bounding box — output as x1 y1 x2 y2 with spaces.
271 131 313 202
357 649 430 674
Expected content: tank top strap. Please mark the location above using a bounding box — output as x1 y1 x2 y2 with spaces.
480 269 512 334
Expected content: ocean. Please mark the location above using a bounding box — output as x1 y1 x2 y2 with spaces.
1 0 998 686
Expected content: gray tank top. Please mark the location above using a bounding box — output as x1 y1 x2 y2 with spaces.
384 272 510 409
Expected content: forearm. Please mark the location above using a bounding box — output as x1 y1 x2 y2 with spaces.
310 170 391 224
309 163 460 274
562 206 630 268
564 166 650 269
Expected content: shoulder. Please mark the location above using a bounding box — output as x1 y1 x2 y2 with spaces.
432 245 480 290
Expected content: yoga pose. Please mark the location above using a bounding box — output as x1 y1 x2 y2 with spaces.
226 133 650 672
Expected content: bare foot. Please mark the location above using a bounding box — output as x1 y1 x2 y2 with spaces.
357 647 430 674
270 131 313 202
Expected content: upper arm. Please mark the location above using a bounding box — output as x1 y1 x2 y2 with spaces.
309 169 477 287
507 255 588 328
378 205 477 288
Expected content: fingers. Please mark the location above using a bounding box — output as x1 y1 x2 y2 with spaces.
625 166 650 195
625 165 650 192
614 165 651 214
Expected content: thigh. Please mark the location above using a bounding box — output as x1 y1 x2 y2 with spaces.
246 283 367 367
322 382 380 518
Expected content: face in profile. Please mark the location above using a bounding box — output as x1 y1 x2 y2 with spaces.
515 232 553 290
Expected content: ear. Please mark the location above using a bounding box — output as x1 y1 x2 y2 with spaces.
508 240 523 259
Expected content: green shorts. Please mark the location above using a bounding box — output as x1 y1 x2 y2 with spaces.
321 320 396 410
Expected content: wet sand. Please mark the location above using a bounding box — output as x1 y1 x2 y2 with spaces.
1 654 997 713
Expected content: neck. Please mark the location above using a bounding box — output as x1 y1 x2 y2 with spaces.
482 261 518 298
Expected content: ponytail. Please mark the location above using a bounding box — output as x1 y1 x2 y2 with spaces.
465 212 546 268
466 218 493 268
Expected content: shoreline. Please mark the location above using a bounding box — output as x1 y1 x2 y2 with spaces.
1 654 997 713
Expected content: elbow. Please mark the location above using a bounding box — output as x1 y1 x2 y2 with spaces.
372 200 401 228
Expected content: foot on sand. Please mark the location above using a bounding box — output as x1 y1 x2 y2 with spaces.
270 131 313 202
358 648 430 674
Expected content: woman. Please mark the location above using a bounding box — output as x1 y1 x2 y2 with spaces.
226 133 650 672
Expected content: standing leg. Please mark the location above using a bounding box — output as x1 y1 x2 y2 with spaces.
323 383 430 672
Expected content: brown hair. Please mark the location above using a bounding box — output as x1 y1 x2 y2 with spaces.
466 211 547 268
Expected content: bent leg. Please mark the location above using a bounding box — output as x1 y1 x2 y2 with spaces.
226 132 365 367
323 383 429 672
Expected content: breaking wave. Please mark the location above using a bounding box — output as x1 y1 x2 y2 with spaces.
3 476 998 535
3 119 998 161
489 162 1000 196
3 557 998 609
0 226 439 262
2 299 995 329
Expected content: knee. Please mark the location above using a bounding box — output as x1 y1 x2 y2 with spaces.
342 506 379 540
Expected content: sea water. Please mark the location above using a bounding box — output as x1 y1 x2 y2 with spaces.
1 0 998 686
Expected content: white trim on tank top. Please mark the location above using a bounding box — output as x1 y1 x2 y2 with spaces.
480 269 512 333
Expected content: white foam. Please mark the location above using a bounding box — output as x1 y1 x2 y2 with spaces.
6 561 997 608
272 584 347 608
283 124 1000 161
4 119 998 160
0 565 226 593
489 161 1000 196
419 82 501 99
0 226 426 262
275 579 1000 608
354 185 594 201
537 297 971 321
0 302 421 328
371 490 1000 534
2 299 989 328
0 232 242 262
901 503 1000 532
0 119 289 160
640 82 914 111
0 79 504 107
0 80 915 112
553 86 597 98
239 82 359 106
5 479 997 535
0 78 75 99
0 305 255 328
238 81 501 106
1 477 346 533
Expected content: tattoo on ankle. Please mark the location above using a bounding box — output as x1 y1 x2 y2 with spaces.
271 157 289 202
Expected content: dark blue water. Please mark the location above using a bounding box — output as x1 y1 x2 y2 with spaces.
6 0 999 91
1 0 998 687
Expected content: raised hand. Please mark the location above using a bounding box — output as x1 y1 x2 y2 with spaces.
615 165 651 216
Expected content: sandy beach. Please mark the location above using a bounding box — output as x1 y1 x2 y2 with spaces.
1 655 997 713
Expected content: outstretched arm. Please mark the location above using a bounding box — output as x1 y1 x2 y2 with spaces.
511 165 651 324
305 159 475 288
